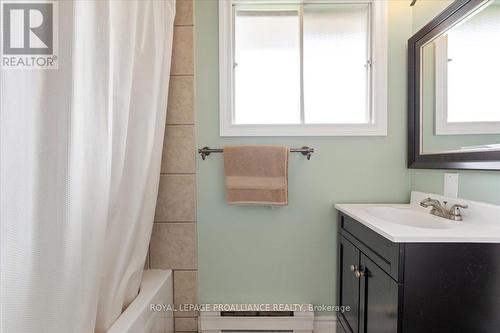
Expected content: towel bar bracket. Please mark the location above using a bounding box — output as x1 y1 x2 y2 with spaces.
198 146 314 160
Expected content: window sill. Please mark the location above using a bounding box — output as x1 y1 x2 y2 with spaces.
219 123 388 137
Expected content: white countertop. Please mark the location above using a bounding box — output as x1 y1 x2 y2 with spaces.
335 192 500 243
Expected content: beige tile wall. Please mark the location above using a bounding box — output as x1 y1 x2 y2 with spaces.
150 1 198 332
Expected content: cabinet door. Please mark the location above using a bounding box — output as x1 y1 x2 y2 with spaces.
359 254 399 333
338 236 361 333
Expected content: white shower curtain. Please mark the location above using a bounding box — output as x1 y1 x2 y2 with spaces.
0 1 175 332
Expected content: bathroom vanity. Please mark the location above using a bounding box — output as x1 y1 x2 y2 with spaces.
335 192 500 333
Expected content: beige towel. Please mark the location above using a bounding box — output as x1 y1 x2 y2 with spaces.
223 145 289 205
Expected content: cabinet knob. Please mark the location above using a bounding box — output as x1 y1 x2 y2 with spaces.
354 268 366 278
350 264 358 272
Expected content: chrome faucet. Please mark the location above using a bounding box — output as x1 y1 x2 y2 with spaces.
420 197 468 221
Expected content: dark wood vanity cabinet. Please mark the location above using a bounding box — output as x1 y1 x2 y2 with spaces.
337 233 399 333
336 212 500 333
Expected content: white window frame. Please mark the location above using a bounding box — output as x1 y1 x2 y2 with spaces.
219 0 387 137
434 35 500 135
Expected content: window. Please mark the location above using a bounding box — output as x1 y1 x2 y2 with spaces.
219 0 387 136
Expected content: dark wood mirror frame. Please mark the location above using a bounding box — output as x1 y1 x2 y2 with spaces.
408 0 500 170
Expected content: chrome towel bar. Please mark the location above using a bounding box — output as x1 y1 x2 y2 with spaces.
198 146 315 161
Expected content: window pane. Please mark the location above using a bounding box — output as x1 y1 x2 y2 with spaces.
234 9 301 124
303 4 369 124
447 3 500 123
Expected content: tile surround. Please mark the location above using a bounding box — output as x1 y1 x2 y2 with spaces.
171 26 194 76
175 317 198 332
174 270 198 318
151 1 198 331
166 76 195 125
162 125 196 174
174 0 194 26
150 223 197 270
154 174 196 222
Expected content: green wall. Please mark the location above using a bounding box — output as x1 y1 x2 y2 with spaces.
411 0 453 32
410 0 500 205
195 0 500 309
410 170 500 205
195 0 412 308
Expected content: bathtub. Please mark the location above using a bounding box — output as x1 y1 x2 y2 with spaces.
107 270 173 333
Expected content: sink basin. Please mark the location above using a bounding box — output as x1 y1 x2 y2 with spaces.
364 206 458 229
335 192 500 242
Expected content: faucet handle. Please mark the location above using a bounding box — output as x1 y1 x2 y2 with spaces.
420 197 440 207
449 203 468 220
450 203 468 210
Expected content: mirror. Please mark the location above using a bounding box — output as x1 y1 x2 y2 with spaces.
421 0 500 154
409 0 500 170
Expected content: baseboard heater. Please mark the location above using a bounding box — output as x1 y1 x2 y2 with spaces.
200 307 314 333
